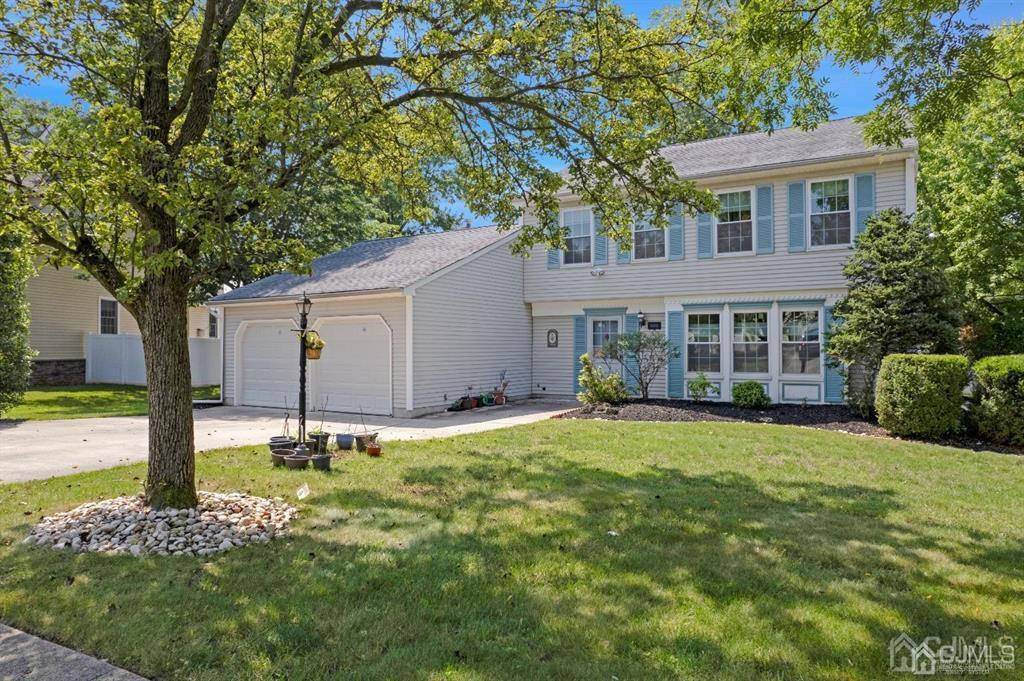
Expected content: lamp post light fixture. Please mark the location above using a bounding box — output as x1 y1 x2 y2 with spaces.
295 293 313 445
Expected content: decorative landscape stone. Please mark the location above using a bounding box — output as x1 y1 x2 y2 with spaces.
23 492 297 557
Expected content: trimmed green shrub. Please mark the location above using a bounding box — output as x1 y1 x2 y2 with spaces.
972 354 1024 446
577 353 628 406
732 381 771 409
875 354 969 439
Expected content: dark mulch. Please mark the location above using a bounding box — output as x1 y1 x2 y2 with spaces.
562 399 1023 455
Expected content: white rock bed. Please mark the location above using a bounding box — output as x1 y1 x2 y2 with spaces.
23 492 298 557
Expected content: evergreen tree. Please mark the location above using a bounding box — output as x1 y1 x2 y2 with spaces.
827 209 960 416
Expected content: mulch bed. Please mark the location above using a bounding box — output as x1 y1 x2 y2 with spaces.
561 399 1023 455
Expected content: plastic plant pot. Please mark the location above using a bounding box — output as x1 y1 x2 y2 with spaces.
366 444 382 457
270 448 293 467
284 455 311 470
312 454 331 471
336 433 355 450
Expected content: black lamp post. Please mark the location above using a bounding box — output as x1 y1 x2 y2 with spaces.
295 293 313 444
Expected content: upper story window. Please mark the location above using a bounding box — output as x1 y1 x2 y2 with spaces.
716 190 753 254
687 313 721 373
99 299 119 335
634 220 665 260
562 208 592 265
208 312 218 339
733 311 769 373
781 310 821 374
810 179 851 246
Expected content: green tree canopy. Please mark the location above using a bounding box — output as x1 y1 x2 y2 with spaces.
827 209 961 415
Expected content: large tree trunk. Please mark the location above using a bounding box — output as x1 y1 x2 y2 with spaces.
138 267 198 508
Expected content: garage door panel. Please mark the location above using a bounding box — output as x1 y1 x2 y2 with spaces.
240 322 300 409
313 317 391 415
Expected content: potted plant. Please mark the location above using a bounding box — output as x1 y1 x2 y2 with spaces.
284 443 312 470
365 437 382 457
308 398 330 454
304 331 325 360
355 431 377 453
493 370 510 405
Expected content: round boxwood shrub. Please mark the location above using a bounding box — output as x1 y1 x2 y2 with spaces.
732 380 771 409
875 354 969 439
972 354 1024 446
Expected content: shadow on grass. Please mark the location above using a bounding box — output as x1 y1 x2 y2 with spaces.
1 450 1021 680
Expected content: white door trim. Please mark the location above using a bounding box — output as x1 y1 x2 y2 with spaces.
309 314 394 416
233 318 296 407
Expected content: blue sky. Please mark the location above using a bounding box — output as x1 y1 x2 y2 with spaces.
16 0 1023 226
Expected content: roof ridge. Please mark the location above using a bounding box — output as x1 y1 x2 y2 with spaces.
659 115 863 154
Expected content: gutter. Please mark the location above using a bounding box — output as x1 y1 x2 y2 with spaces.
210 287 404 306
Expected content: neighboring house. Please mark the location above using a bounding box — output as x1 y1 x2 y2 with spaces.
26 264 219 386
210 117 918 415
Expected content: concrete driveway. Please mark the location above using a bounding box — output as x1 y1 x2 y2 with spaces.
0 399 576 483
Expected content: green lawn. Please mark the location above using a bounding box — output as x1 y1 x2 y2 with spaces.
1 421 1022 680
1 384 221 421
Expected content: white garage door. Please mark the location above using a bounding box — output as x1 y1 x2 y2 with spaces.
239 321 300 409
313 317 392 415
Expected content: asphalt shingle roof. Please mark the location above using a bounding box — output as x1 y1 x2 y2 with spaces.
659 117 916 180
211 226 511 303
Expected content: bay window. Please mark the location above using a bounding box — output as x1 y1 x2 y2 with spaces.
732 312 769 373
687 313 721 373
781 310 821 374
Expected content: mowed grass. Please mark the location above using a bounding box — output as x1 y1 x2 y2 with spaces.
2 384 221 421
1 420 1022 680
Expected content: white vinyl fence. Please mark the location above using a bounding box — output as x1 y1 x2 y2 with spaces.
85 334 221 387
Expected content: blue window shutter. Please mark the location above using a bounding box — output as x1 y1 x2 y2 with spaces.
668 205 684 260
696 213 713 258
667 311 684 398
592 211 607 265
787 181 806 252
855 172 875 237
573 315 586 394
624 314 639 394
616 238 631 264
823 306 844 403
547 248 560 269
755 184 774 254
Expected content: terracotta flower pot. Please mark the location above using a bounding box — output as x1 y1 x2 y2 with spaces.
366 444 382 457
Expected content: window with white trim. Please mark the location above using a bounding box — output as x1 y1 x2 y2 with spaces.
733 312 768 373
633 220 665 260
99 299 118 335
562 208 592 265
591 319 619 358
810 179 851 246
208 312 218 339
781 310 821 374
686 313 720 372
716 190 753 254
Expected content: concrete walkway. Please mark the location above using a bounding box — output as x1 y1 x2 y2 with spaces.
0 399 576 483
0 624 145 680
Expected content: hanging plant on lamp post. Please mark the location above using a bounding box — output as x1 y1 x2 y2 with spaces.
304 331 325 360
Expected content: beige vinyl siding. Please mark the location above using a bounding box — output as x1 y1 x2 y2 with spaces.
187 307 213 338
26 265 140 360
524 158 907 302
531 315 576 396
412 242 532 409
221 295 406 414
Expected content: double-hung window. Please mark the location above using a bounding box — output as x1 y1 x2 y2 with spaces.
591 319 619 358
99 299 119 335
716 190 753 254
562 208 592 265
633 220 665 260
810 179 851 246
686 313 721 373
781 310 821 374
208 312 218 339
732 312 769 373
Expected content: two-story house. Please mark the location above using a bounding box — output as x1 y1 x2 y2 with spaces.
210 117 918 415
